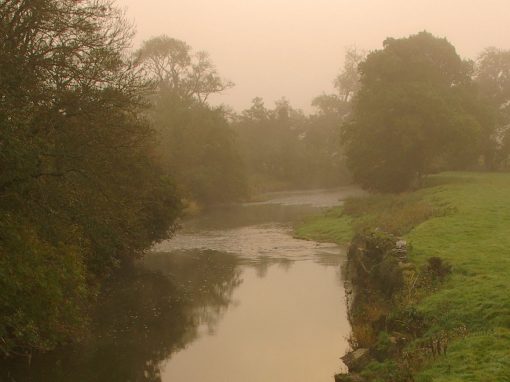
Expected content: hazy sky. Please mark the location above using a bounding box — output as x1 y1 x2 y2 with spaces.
117 0 510 113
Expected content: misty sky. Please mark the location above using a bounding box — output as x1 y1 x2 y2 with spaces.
117 0 510 113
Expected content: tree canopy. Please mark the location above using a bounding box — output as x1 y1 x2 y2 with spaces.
135 35 234 104
0 0 181 354
342 32 486 192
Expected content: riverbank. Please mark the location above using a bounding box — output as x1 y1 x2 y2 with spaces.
295 172 510 381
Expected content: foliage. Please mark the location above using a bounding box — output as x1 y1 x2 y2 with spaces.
232 49 365 193
137 36 247 204
361 360 414 382
348 230 404 301
0 216 89 353
345 194 443 237
343 32 488 192
334 47 366 103
0 0 181 354
151 91 247 204
348 322 378 350
313 47 365 118
233 48 366 193
135 35 233 104
475 47 510 168
236 97 307 190
235 97 349 192
373 331 395 361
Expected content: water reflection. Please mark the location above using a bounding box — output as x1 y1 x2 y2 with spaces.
1 188 358 381
247 255 294 278
0 250 242 382
143 250 242 336
159 260 350 382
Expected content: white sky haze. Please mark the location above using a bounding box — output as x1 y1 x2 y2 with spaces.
117 0 510 113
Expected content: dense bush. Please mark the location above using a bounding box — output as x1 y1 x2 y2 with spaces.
0 0 181 355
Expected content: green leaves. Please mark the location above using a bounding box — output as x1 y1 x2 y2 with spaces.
0 0 181 354
343 32 487 192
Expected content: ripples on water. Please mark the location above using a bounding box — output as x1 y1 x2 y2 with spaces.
1 187 363 382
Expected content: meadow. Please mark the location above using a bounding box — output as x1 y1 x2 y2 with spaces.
296 172 510 381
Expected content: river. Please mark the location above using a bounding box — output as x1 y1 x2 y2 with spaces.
1 187 361 382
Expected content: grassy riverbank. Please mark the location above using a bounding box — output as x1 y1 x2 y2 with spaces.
296 172 510 381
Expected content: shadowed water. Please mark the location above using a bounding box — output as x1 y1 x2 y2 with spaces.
1 187 361 382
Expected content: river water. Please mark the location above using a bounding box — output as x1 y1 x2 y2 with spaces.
1 187 361 382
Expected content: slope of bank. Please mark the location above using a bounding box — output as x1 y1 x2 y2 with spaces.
296 172 510 381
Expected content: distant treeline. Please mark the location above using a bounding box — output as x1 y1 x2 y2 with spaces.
149 30 510 197
234 97 350 193
139 37 353 203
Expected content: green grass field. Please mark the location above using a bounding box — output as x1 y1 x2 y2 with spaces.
295 208 353 244
296 172 510 381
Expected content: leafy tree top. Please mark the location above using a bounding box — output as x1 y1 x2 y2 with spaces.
360 31 471 89
343 31 484 192
134 35 233 103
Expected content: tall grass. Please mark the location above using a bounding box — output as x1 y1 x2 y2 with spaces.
295 189 445 245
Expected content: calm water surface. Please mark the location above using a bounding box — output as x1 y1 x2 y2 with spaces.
1 187 362 382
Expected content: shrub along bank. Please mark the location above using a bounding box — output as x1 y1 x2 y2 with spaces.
295 172 510 381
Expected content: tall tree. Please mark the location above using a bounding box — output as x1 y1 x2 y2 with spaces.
137 36 246 204
0 0 181 354
135 35 233 104
343 32 484 192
